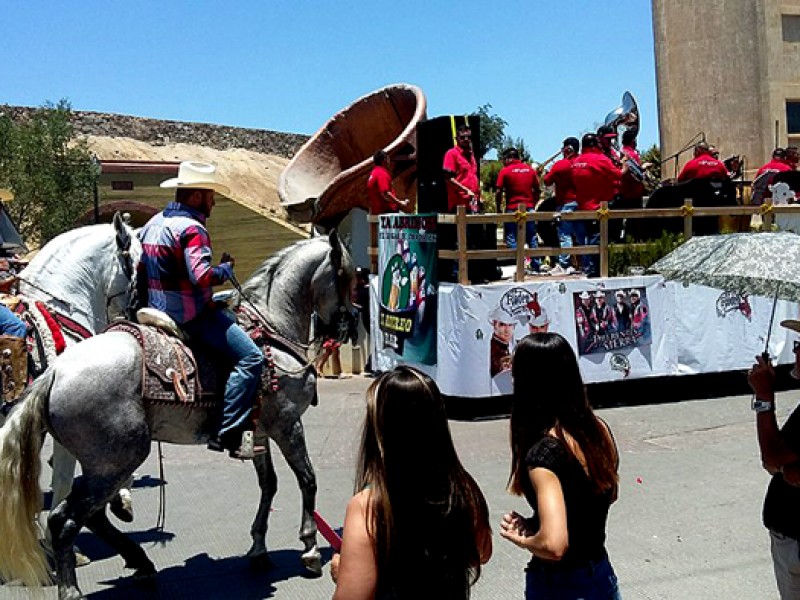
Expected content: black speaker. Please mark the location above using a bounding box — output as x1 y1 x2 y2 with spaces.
415 115 499 283
416 115 481 214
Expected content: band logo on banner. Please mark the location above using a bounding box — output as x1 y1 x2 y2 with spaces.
378 213 438 365
574 287 651 355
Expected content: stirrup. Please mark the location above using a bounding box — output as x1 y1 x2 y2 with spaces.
229 431 266 460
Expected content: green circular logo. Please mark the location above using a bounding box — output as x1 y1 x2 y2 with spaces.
381 254 411 311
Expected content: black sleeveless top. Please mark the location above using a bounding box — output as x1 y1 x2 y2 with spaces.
522 436 613 568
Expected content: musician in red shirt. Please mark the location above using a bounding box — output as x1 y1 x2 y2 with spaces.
756 148 793 178
495 147 541 272
752 148 794 204
571 134 625 277
619 130 645 203
367 151 411 214
677 142 729 182
543 137 579 272
443 126 480 214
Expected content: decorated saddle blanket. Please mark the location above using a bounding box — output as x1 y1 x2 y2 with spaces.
104 320 217 407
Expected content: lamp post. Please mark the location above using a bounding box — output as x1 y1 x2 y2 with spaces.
90 154 101 224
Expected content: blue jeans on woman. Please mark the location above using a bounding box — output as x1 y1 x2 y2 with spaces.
182 308 264 440
504 206 541 272
525 555 621 600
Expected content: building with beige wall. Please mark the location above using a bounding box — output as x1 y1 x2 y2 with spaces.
653 0 800 180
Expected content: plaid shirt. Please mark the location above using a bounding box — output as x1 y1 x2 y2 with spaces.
137 202 232 324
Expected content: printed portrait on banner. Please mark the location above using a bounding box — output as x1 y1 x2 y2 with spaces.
574 287 651 355
377 213 438 365
487 287 553 393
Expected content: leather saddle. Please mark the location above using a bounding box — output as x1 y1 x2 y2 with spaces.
105 310 223 407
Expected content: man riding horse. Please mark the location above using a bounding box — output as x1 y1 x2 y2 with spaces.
137 161 264 459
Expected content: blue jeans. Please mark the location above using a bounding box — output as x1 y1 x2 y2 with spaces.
567 202 600 277
182 308 264 438
557 202 577 269
525 556 621 600
504 207 540 271
0 304 26 337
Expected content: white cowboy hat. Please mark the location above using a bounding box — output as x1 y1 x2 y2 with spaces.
781 319 800 334
528 308 549 327
0 188 14 202
160 161 230 195
594 290 605 298
487 305 517 325
615 289 626 297
629 288 641 297
579 291 591 300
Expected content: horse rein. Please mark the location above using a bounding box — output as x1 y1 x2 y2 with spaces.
228 270 350 375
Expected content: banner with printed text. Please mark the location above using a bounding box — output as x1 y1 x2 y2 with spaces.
377 213 438 365
371 275 800 397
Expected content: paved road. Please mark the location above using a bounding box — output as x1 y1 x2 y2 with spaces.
2 374 790 599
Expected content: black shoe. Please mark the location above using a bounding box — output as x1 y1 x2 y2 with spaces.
207 436 226 453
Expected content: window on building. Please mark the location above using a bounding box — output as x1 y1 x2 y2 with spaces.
788 101 800 135
783 15 800 42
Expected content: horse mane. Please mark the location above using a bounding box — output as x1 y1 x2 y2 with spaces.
20 223 137 331
240 237 328 299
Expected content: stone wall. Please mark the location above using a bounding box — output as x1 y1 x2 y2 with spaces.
1 105 309 159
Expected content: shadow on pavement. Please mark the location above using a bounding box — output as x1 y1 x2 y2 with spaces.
445 364 796 421
83 549 321 599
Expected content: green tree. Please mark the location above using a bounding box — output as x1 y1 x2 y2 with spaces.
471 104 507 160
640 144 661 194
499 134 533 163
0 100 97 246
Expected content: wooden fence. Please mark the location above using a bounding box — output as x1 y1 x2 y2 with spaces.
368 200 800 284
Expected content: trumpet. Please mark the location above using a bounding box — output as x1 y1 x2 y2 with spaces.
534 149 564 174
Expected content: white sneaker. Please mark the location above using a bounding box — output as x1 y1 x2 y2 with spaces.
565 266 578 275
549 265 567 276
539 264 551 274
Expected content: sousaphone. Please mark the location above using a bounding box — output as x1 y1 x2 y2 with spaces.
604 91 644 182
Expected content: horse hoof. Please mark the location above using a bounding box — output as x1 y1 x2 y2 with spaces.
301 551 322 577
132 563 157 585
109 494 134 523
247 552 272 570
74 550 92 568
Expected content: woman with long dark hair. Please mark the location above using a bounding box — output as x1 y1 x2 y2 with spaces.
331 366 492 599
500 333 621 599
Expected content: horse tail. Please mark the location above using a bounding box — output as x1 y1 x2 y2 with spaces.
0 368 55 587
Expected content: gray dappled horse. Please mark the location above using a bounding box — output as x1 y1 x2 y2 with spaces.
5 213 140 517
0 231 355 600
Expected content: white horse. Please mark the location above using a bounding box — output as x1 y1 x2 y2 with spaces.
0 231 355 600
2 212 139 515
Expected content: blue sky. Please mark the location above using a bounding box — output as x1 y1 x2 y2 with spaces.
2 1 658 159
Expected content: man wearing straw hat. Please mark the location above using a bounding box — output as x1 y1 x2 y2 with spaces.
748 319 800 598
137 162 264 459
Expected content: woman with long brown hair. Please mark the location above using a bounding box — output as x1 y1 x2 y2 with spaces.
331 366 492 599
500 333 621 599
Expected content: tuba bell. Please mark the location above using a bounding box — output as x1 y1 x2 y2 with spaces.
604 92 645 182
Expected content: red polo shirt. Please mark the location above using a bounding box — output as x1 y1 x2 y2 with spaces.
620 145 645 200
496 159 540 211
756 159 792 178
677 154 729 182
443 146 479 212
544 156 577 206
367 165 398 214
571 148 622 210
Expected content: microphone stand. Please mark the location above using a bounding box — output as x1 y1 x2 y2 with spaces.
661 132 706 179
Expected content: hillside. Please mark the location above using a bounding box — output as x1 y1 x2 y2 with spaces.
86 135 295 222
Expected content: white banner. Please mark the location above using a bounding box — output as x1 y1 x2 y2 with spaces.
371 276 800 397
